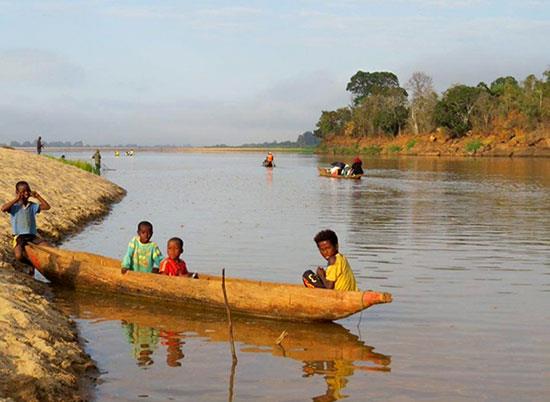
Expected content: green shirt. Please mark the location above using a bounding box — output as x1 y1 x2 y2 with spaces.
121 236 163 273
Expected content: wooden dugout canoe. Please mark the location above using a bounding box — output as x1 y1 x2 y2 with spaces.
26 244 392 322
318 167 363 180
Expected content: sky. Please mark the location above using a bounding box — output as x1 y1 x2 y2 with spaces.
0 0 548 146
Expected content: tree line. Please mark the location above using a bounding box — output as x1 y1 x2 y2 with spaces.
315 70 550 139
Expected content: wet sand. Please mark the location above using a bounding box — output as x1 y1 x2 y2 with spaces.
0 147 125 401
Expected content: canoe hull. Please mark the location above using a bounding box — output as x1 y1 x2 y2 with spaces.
26 244 391 322
318 167 363 180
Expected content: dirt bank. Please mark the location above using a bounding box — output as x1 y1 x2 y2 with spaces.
0 147 125 401
321 129 550 157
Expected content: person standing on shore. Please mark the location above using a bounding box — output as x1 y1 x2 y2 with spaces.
36 136 44 155
1 181 51 274
92 149 101 175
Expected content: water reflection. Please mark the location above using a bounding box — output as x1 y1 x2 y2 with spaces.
122 322 158 367
54 290 390 400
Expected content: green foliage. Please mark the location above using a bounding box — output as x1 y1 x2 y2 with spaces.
465 139 483 153
434 85 482 137
489 76 519 96
406 139 417 150
46 155 98 174
346 71 407 105
388 145 402 153
315 69 550 145
314 108 352 138
361 145 382 155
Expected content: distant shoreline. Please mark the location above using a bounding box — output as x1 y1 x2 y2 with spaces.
9 146 317 154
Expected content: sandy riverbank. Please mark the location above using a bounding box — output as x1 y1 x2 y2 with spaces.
0 147 125 401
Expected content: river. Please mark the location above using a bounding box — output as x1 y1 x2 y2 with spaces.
49 151 550 401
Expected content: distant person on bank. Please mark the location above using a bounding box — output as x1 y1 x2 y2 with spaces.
121 221 163 274
302 229 358 291
36 136 44 155
92 149 101 175
1 181 51 274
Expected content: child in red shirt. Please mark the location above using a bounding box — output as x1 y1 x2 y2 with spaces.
159 237 196 277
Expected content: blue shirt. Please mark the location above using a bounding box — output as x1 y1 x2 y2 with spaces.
9 202 40 235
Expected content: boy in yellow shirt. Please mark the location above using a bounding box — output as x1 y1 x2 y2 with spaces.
309 229 358 291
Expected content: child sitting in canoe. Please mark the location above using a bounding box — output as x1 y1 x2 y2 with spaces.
121 221 163 274
1 181 51 274
159 237 197 277
302 229 358 291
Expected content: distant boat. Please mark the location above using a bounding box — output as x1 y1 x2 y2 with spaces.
263 161 275 168
318 167 363 180
26 244 391 322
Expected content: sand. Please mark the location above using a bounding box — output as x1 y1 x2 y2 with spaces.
0 147 125 401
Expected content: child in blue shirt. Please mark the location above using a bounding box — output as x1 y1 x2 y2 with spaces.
1 181 51 272
121 221 163 274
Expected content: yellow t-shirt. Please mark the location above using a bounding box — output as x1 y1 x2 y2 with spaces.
326 253 358 291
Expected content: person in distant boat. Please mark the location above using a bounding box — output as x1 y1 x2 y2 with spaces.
350 157 364 175
159 237 197 277
121 221 163 274
1 181 51 274
263 151 274 167
36 136 44 155
92 149 101 175
302 230 358 291
330 161 345 176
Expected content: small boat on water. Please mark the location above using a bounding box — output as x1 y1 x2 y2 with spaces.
26 244 391 322
318 167 363 180
262 161 275 168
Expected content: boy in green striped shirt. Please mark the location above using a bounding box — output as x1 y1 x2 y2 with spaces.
121 221 163 273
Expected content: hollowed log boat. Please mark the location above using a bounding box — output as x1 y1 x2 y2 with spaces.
318 167 363 180
25 244 391 322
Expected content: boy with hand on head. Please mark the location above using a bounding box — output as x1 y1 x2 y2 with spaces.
121 221 163 274
1 181 51 272
303 229 358 291
159 237 197 277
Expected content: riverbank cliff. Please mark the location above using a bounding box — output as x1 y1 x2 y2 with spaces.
0 147 125 401
320 129 550 157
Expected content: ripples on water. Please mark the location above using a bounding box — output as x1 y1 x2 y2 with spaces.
52 152 549 401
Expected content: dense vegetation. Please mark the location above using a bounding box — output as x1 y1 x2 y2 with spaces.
315 70 550 139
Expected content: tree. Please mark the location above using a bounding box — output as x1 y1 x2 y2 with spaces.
314 108 352 138
489 76 519 96
406 72 438 134
296 131 319 146
346 71 407 105
434 85 482 137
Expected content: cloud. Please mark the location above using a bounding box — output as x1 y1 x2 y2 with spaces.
101 4 264 32
0 49 85 87
0 70 348 146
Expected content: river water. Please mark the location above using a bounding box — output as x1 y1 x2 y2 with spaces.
50 152 549 401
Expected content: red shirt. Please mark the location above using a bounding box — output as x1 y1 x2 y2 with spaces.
159 258 188 276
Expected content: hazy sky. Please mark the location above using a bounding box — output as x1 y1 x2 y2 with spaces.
0 0 548 146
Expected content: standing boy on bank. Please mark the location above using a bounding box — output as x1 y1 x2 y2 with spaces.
305 229 358 291
1 181 51 272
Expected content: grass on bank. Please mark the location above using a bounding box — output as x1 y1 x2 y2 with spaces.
45 155 99 175
406 139 417 150
388 145 402 153
465 139 483 153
